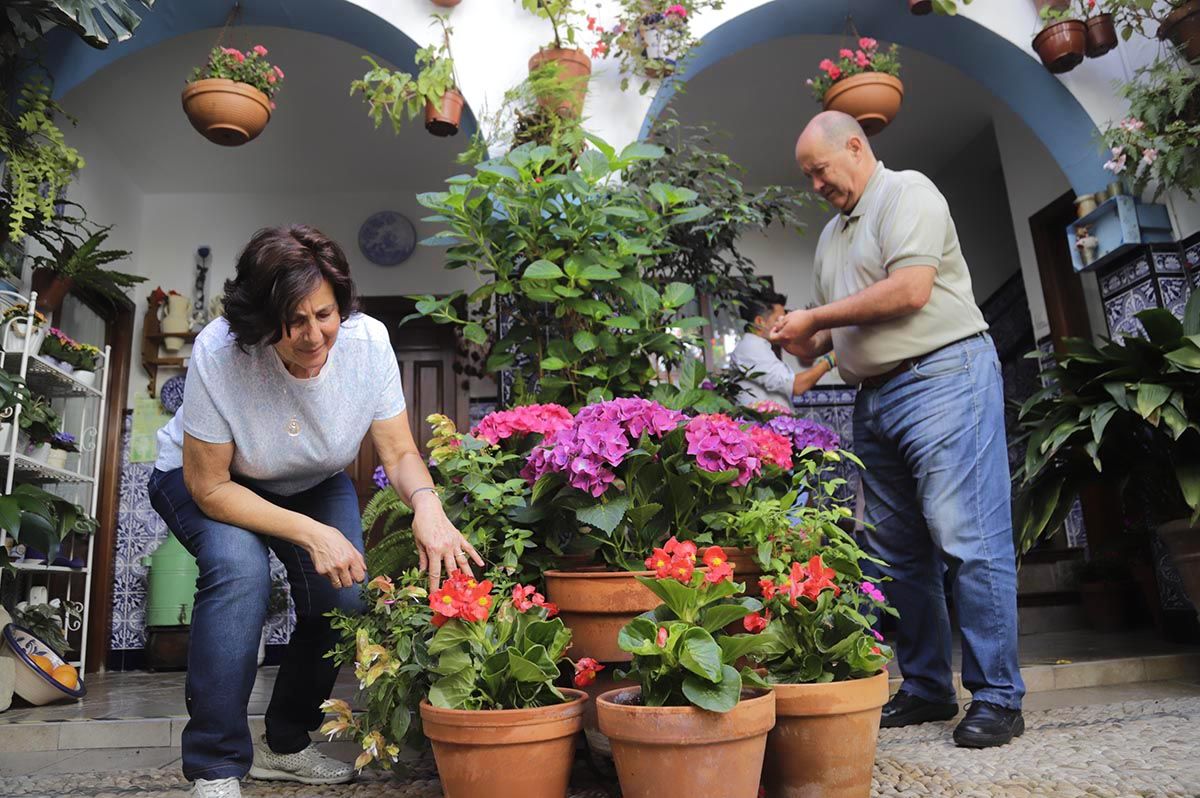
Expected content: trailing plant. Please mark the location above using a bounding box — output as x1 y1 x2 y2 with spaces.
516 0 584 50
413 133 711 409
588 0 725 94
807 37 901 103
1101 54 1200 199
1013 290 1200 556
351 16 460 133
1097 0 1194 43
188 43 285 102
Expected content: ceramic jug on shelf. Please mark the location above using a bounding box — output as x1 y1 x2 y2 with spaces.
160 294 192 352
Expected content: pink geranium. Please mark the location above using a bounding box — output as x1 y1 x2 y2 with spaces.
252 44 268 56
685 414 762 487
749 427 793 471
665 3 688 18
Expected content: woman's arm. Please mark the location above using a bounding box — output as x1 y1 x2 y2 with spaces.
182 433 366 588
370 411 483 588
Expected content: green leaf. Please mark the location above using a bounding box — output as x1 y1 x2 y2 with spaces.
540 357 566 370
663 282 695 309
682 664 741 712
575 494 630 534
523 260 564 280
678 627 723 681
428 667 475 709
698 600 756 634
507 650 550 682
617 617 663 656
637 574 697 618
476 163 520 181
1135 308 1184 344
428 620 475 655
603 316 641 330
463 323 487 345
573 331 598 353
1136 382 1172 420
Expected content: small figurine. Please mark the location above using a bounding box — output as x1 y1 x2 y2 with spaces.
1075 225 1099 266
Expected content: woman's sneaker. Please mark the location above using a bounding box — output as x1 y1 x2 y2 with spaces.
248 735 354 785
191 778 241 798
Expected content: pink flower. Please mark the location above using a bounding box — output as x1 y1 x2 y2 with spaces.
665 4 688 18
839 48 854 59
474 403 573 445
266 71 277 84
749 427 793 471
587 15 596 30
592 41 608 57
743 610 770 634
828 66 842 80
573 657 604 687
872 629 885 642
1104 150 1128 175
685 414 762 487
269 100 277 110
252 45 268 56
855 49 870 68
273 65 285 79
860 581 887 603
858 37 878 51
1141 148 1159 166
1119 117 1145 132
656 626 669 647
819 58 836 74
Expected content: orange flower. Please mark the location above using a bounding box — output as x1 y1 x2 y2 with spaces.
573 657 604 687
702 546 734 584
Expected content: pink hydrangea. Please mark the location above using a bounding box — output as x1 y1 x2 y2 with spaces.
473 403 574 446
685 414 762 487
575 397 685 440
750 399 789 417
749 427 793 471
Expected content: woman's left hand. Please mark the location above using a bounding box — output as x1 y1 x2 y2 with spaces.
411 493 484 589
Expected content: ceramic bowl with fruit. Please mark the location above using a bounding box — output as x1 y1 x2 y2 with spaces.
0 624 85 704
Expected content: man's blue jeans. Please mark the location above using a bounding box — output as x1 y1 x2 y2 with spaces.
147 468 366 781
853 333 1025 710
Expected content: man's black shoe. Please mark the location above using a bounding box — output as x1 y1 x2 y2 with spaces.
953 701 1025 748
879 690 959 728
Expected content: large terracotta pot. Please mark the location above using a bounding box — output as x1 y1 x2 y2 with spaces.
181 78 272 146
1158 520 1200 620
1160 0 1200 62
528 47 592 116
909 0 932 15
543 569 657 662
425 88 465 137
1085 13 1118 57
762 671 889 798
432 0 461 6
822 73 904 137
1032 20 1087 74
419 689 587 798
30 269 73 314
726 547 764 596
597 687 776 798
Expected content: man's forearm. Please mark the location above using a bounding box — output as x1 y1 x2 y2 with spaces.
810 268 933 332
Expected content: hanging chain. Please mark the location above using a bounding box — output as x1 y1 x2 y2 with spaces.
213 2 243 51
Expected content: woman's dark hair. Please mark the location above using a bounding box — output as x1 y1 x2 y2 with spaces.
222 224 357 348
739 290 787 326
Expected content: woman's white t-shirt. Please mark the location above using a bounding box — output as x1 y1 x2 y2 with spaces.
155 313 406 495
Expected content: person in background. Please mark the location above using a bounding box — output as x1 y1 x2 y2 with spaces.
730 290 837 410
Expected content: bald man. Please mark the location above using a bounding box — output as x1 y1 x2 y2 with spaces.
770 112 1025 748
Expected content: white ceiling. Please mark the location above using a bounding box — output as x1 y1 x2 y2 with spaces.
666 34 1000 188
61 25 470 194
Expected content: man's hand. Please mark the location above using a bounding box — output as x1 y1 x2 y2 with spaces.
769 309 823 360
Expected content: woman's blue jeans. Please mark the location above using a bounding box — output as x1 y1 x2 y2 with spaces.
147 468 366 781
853 333 1025 710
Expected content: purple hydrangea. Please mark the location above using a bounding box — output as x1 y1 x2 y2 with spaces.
372 465 390 490
574 397 685 440
766 416 840 452
684 414 761 487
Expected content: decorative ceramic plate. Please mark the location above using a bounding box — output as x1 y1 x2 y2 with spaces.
358 211 417 266
159 374 187 415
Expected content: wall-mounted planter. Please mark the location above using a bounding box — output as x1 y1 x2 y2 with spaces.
1066 195 1174 273
1160 0 1200 62
1085 13 1118 57
1032 20 1086 73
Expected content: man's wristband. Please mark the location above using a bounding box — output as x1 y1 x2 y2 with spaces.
817 353 837 370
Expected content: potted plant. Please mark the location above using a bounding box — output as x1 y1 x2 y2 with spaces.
17 396 61 464
25 222 144 311
401 571 586 797
1032 3 1087 73
182 43 284 146
0 371 32 451
807 37 903 136
71 343 102 388
39 327 78 373
595 545 775 798
1 304 48 355
45 431 78 471
589 0 725 94
1100 55 1200 200
0 482 97 574
12 599 80 659
1081 0 1119 56
515 0 592 114
351 16 466 137
1014 291 1200 620
910 0 975 14
1101 0 1199 62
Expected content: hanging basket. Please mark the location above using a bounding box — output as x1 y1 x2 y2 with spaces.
425 88 466 137
822 73 904 136
30 269 74 314
1159 0 1200 63
431 0 461 5
1085 13 1118 58
1032 20 1086 74
908 0 933 15
181 78 272 146
528 47 592 117
638 24 676 78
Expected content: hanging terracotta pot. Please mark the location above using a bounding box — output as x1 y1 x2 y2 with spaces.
908 0 933 14
1033 0 1070 10
761 671 889 798
30 269 73 314
181 78 272 146
528 47 592 116
597 687 776 798
1032 20 1087 74
1085 13 1118 57
425 88 465 137
822 73 904 136
431 0 461 6
1159 0 1200 63
543 569 657 662
419 690 587 798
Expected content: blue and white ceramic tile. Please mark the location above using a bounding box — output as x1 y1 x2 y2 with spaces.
1103 282 1157 339
1099 256 1151 300
1159 277 1191 320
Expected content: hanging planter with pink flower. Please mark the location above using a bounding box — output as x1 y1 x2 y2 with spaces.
591 0 725 94
808 38 904 136
182 44 284 146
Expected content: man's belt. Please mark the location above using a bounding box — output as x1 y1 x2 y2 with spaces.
857 333 985 391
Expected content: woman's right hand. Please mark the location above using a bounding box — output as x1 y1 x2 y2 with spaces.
305 522 367 590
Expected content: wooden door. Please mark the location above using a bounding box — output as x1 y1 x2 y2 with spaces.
346 297 469 510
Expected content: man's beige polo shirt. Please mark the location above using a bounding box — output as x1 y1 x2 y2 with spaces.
812 161 988 385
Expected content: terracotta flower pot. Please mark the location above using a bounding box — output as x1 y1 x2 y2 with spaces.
1034 0 1070 10
1032 20 1087 74
425 88 465 137
419 689 587 798
30 269 73 314
1158 520 1200 621
543 569 658 662
726 547 764 596
528 47 592 116
762 671 889 798
597 687 775 798
1160 0 1200 62
1085 13 1118 57
908 0 933 14
432 0 461 6
181 78 272 147
822 73 904 137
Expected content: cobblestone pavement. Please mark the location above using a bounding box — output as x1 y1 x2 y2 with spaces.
3 697 1199 797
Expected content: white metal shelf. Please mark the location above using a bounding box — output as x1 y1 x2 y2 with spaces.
10 562 89 574
9 355 104 399
0 452 95 484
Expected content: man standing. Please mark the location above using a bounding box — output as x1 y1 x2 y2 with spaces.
770 111 1025 748
729 290 837 409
